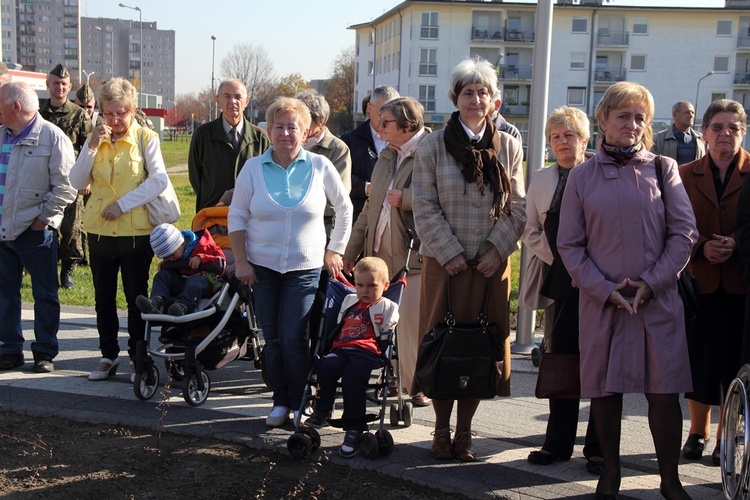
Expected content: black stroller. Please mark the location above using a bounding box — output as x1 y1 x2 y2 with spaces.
133 261 262 406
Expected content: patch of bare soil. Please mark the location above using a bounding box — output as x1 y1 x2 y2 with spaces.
0 411 459 499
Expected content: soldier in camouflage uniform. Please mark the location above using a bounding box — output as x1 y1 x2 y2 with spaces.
39 64 88 289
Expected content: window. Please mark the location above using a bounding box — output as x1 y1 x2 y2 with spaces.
419 85 436 112
714 56 730 72
570 52 586 70
504 86 519 105
630 54 646 71
632 18 649 35
368 61 374 76
717 20 732 36
572 18 588 33
711 92 726 102
368 30 375 46
421 12 438 39
420 48 437 76
567 87 586 107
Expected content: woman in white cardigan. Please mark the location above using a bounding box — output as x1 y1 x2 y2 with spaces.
521 106 602 474
228 97 352 428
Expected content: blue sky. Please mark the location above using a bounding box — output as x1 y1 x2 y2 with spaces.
81 0 723 96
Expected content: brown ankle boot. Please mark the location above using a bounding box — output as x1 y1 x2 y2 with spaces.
453 430 476 462
431 428 453 459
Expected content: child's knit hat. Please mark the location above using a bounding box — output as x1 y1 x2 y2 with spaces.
150 223 184 258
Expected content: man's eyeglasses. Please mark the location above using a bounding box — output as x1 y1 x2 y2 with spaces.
708 123 744 134
379 118 397 128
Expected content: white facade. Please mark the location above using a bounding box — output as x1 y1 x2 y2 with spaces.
350 0 750 144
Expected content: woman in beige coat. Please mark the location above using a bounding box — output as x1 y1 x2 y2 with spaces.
344 97 429 407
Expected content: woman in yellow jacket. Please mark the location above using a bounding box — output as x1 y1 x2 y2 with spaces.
70 78 168 382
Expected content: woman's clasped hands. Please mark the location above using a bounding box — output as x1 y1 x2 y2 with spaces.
607 278 654 314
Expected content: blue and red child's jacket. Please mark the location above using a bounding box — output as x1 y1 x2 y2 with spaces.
163 229 226 288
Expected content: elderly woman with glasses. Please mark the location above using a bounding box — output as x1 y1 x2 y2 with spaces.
344 96 430 407
70 77 168 382
681 99 750 466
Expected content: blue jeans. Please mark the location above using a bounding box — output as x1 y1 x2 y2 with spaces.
151 269 214 312
253 264 320 408
0 226 60 358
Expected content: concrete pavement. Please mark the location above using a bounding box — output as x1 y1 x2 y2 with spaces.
0 304 727 499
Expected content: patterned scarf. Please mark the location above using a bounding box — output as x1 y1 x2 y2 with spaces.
443 111 511 219
601 141 642 166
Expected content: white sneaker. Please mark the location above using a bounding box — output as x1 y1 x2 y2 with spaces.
130 361 136 383
88 357 120 381
266 406 291 427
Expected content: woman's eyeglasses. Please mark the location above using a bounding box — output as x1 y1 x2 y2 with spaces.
379 118 397 128
102 110 132 120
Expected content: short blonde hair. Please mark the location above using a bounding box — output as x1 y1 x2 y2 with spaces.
265 97 311 133
545 106 590 144
595 81 654 149
98 77 137 111
353 257 390 284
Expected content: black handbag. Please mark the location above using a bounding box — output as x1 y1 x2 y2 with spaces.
415 278 505 400
654 155 701 323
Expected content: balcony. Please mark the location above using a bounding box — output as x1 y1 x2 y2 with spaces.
739 35 750 49
501 104 529 116
497 64 532 81
594 68 627 83
734 71 750 85
472 26 503 41
505 28 534 43
597 31 629 47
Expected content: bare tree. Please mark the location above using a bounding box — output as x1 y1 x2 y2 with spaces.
219 42 275 101
324 47 355 135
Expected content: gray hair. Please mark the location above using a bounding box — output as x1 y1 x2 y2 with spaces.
448 57 499 107
217 79 247 97
295 89 330 125
371 85 399 104
98 77 137 111
672 101 693 114
2 82 39 113
379 97 424 133
703 99 747 131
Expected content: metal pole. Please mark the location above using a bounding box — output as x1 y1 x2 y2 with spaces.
139 8 143 108
211 35 216 121
512 0 554 355
695 71 714 116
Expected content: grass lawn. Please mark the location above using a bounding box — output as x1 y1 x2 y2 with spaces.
23 138 529 320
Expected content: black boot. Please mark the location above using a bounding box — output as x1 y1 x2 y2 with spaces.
60 261 75 289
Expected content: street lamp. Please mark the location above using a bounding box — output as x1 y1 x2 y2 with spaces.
695 70 715 116
118 3 143 108
94 26 114 78
211 35 216 121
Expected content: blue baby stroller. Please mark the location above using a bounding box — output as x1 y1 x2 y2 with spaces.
287 270 410 459
133 261 262 406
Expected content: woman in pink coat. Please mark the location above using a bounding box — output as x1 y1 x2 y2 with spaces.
557 82 697 500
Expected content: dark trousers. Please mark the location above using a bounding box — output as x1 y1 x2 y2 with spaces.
315 347 383 432
88 234 153 360
151 270 213 312
58 195 83 263
542 297 601 459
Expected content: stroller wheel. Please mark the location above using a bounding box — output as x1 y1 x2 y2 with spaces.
389 403 400 427
183 369 210 406
375 429 394 456
165 359 185 381
722 365 750 499
133 364 160 401
402 401 414 428
303 426 321 451
288 432 312 459
531 346 542 368
360 432 379 459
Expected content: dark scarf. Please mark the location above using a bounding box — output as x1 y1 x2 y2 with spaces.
601 141 641 166
443 111 511 220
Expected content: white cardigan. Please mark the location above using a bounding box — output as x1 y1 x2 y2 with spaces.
227 152 352 273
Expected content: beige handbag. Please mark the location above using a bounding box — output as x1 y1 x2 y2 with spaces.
138 127 180 226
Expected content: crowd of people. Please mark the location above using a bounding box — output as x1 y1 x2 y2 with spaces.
1 57 750 498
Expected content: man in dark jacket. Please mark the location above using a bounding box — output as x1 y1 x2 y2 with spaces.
188 79 270 212
340 85 399 221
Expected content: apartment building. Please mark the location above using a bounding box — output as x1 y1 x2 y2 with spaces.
1 0 81 86
81 17 176 105
351 0 750 144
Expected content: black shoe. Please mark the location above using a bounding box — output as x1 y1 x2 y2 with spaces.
60 261 75 289
167 301 189 316
682 433 708 460
136 295 166 314
339 429 361 458
527 450 569 465
32 353 54 373
304 412 329 429
0 353 24 370
586 457 605 476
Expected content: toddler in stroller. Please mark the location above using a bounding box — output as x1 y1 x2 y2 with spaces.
306 257 399 458
136 223 226 316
